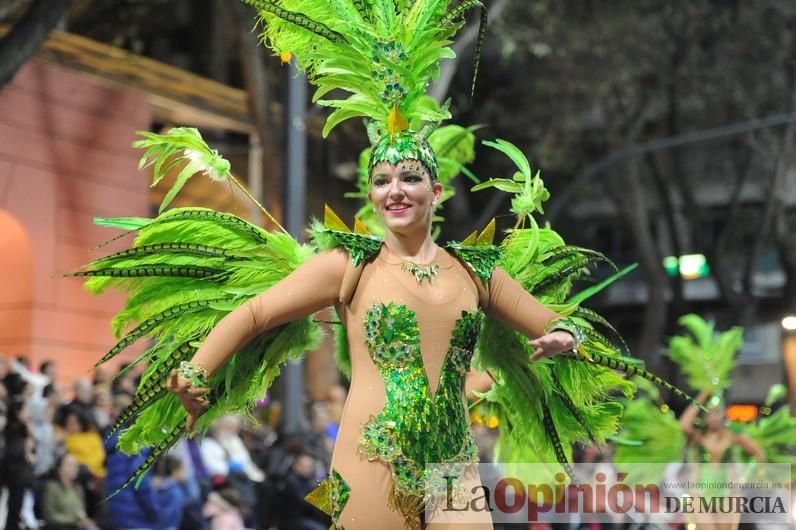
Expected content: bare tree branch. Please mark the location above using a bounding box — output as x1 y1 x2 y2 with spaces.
607 161 670 371
715 143 752 257
0 0 30 22
223 0 283 220
740 83 796 316
0 0 72 88
546 112 796 224
644 153 685 309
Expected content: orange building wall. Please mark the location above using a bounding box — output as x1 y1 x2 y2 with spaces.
0 61 152 387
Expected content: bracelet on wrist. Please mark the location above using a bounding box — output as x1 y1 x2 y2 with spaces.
178 361 209 390
543 317 585 351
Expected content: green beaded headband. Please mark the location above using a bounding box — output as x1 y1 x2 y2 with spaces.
368 131 439 182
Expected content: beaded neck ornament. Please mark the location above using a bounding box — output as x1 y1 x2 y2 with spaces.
402 261 440 283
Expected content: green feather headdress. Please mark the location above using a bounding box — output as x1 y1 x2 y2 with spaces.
668 314 743 397
243 0 487 174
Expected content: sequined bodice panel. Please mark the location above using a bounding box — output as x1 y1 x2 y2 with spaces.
333 246 483 515
360 302 482 466
342 245 482 401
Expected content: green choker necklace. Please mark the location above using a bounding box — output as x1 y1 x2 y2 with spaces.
402 261 440 284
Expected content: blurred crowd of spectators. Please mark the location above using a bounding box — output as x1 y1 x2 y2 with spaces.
4 354 732 530
0 355 342 530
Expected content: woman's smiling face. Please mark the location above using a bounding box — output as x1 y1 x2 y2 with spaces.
368 159 441 234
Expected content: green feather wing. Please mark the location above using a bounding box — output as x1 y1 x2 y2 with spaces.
612 396 686 485
614 398 687 464
71 207 322 489
740 406 796 477
470 138 701 480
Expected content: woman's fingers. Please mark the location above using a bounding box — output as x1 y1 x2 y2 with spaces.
186 410 199 434
184 397 208 435
167 370 210 434
530 348 545 361
529 331 576 361
167 371 182 391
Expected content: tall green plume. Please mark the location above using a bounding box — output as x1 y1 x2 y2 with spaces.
134 128 231 213
245 0 486 137
668 314 743 395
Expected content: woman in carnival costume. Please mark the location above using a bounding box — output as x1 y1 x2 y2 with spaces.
70 1 708 528
615 315 796 530
671 315 765 467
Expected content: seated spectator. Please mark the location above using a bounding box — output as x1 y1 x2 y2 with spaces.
40 360 57 386
91 366 108 388
104 433 161 530
60 408 106 523
10 357 50 401
169 439 208 530
2 383 35 530
110 366 137 398
61 409 105 480
30 384 63 479
200 420 231 478
216 416 265 483
203 482 246 530
56 378 97 429
281 452 330 530
41 453 96 530
91 386 113 433
153 456 187 530
306 402 334 468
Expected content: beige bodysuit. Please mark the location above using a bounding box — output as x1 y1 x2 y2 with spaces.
192 243 560 529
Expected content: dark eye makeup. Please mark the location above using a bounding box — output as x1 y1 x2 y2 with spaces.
402 173 422 182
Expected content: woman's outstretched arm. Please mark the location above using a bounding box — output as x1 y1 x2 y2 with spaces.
679 390 711 437
483 267 577 359
169 248 350 430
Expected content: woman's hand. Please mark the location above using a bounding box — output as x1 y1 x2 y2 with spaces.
167 371 210 434
529 330 576 361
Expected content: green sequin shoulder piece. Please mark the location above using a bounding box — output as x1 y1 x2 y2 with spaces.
445 241 503 284
310 221 383 267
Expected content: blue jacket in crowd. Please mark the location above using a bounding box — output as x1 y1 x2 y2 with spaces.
104 434 161 530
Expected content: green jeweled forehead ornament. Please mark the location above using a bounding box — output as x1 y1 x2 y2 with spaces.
368 132 439 182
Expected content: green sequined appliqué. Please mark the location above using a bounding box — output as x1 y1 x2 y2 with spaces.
360 302 483 523
304 468 350 529
369 131 440 181
445 242 503 284
311 228 383 267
